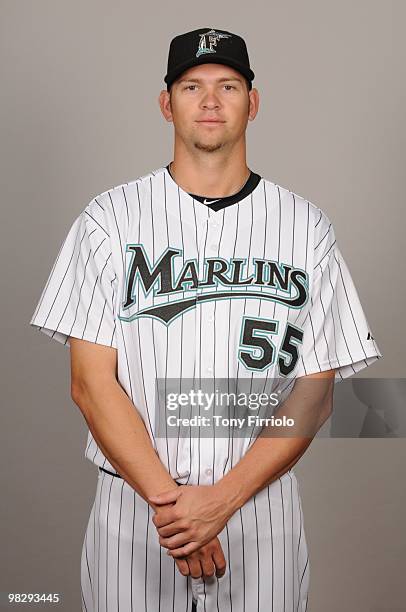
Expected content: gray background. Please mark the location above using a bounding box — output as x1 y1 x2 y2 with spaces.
1 0 405 609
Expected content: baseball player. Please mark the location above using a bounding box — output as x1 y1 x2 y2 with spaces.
29 27 382 612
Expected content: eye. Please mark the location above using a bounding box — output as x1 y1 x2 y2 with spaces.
224 85 235 90
184 85 197 91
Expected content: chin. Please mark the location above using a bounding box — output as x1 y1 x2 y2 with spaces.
194 142 225 152
193 136 226 149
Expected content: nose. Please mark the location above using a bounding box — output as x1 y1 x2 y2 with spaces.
200 89 221 109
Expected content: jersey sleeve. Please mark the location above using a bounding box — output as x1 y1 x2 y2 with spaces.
29 200 118 349
294 211 382 381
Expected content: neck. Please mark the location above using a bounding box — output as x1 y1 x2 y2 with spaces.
169 150 250 198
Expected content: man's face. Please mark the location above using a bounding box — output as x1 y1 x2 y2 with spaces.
161 64 258 154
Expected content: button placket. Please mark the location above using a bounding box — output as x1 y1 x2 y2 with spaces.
209 226 220 251
193 216 220 481
200 217 221 377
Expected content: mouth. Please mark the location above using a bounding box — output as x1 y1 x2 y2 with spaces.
196 120 225 125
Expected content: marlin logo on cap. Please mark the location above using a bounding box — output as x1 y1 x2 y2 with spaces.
196 29 231 58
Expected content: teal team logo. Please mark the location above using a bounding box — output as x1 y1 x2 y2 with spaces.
196 29 232 58
118 244 309 375
119 245 309 325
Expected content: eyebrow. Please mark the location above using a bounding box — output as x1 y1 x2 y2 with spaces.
177 77 243 85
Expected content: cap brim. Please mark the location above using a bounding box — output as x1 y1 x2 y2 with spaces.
164 56 255 87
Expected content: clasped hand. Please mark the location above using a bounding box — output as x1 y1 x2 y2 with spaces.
149 484 231 558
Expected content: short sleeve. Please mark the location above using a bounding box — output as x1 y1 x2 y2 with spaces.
295 212 382 381
29 201 118 349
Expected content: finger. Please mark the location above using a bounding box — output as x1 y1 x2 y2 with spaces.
212 546 227 577
152 509 178 528
157 520 189 537
174 558 190 576
167 541 199 557
201 557 216 578
160 532 191 550
148 489 180 505
187 555 203 578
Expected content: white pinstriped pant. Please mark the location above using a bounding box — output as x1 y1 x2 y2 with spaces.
81 467 309 611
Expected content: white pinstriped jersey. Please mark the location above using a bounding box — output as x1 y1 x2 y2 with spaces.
30 165 382 482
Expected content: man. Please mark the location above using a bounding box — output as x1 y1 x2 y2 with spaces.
30 27 382 612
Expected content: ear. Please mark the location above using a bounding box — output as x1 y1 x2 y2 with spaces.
158 89 173 122
248 88 259 121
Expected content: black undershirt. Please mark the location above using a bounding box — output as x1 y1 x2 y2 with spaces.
165 163 262 212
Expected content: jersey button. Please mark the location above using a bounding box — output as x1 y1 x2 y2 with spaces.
208 315 214 323
205 468 213 476
206 366 213 374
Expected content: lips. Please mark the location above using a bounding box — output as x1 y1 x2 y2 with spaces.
196 120 225 125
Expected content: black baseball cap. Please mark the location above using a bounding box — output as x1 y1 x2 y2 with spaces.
164 28 255 91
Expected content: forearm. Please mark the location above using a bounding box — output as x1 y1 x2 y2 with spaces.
72 379 178 510
214 374 334 514
214 436 311 515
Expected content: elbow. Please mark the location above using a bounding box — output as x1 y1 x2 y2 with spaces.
318 392 334 425
70 378 93 415
71 379 86 411
70 373 118 417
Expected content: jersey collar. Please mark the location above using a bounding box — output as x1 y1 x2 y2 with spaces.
165 163 262 212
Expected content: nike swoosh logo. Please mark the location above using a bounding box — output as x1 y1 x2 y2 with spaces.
203 198 221 204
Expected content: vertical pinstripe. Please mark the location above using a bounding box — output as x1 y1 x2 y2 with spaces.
30 165 381 611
